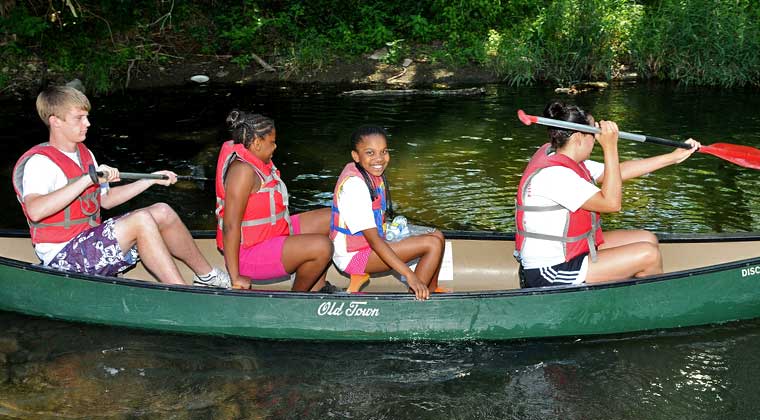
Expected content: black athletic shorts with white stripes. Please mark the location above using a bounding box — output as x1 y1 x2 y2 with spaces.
520 253 588 288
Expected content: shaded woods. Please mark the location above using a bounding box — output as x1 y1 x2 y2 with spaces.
1 0 759 93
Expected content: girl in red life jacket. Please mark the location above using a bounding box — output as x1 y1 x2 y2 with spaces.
515 101 701 288
329 125 445 300
216 110 333 291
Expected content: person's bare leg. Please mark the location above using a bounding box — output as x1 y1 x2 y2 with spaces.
144 203 213 276
295 208 332 290
585 241 662 283
296 208 331 235
364 233 444 287
114 209 185 285
281 234 333 291
309 270 330 292
422 231 447 292
599 229 659 250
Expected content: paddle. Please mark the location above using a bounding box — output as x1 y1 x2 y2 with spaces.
87 165 209 183
517 109 760 170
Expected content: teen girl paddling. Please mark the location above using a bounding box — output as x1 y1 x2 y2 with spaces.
515 101 700 288
216 110 333 291
330 125 445 300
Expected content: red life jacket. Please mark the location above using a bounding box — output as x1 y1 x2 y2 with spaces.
12 143 101 245
215 140 292 250
329 162 386 252
515 143 604 262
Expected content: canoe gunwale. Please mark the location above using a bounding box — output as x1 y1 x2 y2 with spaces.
5 228 760 243
186 229 760 243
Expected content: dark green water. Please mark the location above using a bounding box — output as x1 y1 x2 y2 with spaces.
1 83 760 418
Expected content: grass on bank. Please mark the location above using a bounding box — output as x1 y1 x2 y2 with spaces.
1 0 758 93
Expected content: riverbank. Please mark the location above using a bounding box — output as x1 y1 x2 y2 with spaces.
1 53 513 98
3 1 758 97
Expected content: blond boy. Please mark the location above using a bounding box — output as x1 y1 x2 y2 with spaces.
12 86 230 288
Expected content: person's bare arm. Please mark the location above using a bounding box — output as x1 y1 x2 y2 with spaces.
363 228 430 300
23 175 93 222
582 121 622 213
596 139 701 183
222 162 258 286
100 166 178 209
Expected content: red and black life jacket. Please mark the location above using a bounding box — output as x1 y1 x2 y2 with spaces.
515 143 604 262
329 162 386 252
215 140 292 250
12 143 101 245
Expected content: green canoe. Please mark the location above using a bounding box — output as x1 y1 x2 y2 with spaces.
1 230 760 341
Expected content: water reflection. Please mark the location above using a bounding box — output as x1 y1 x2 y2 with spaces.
3 311 760 419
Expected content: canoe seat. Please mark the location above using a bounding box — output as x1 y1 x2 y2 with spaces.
116 237 526 292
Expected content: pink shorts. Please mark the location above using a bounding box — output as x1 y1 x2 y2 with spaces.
343 248 372 275
238 214 301 280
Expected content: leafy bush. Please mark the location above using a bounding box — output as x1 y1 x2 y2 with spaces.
630 0 760 87
1 0 758 91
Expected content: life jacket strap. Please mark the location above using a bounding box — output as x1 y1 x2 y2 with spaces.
515 203 564 212
515 212 602 263
29 214 99 229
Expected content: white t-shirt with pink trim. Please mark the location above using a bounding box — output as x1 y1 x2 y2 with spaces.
332 176 379 271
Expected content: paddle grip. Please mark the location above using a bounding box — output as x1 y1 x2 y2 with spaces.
87 165 99 184
639 135 692 150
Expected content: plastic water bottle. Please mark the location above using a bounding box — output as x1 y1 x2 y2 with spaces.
385 216 409 242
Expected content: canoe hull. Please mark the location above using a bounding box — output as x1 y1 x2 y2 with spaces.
2 252 759 341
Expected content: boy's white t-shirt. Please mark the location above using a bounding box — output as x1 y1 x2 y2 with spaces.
519 159 604 269
332 176 380 270
21 150 108 264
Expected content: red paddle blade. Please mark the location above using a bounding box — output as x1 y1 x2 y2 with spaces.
699 143 760 170
517 109 537 126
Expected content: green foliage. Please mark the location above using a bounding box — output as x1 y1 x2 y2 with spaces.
484 25 540 86
0 5 47 40
630 0 760 87
532 0 642 83
1 0 758 92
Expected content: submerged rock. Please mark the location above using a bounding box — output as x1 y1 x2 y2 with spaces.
0 336 19 355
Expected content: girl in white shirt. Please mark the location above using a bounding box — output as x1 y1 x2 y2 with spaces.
516 102 701 287
330 125 445 300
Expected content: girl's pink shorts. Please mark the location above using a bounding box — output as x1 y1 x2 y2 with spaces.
343 249 372 275
238 214 301 280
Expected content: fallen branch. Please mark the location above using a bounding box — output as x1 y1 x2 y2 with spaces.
251 53 275 72
340 87 486 97
125 59 137 89
386 67 407 82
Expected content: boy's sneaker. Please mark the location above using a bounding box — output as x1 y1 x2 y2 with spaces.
193 267 231 289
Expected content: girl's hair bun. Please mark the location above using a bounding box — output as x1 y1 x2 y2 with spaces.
544 101 566 119
226 109 243 128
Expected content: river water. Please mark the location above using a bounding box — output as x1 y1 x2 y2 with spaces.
1 83 760 418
